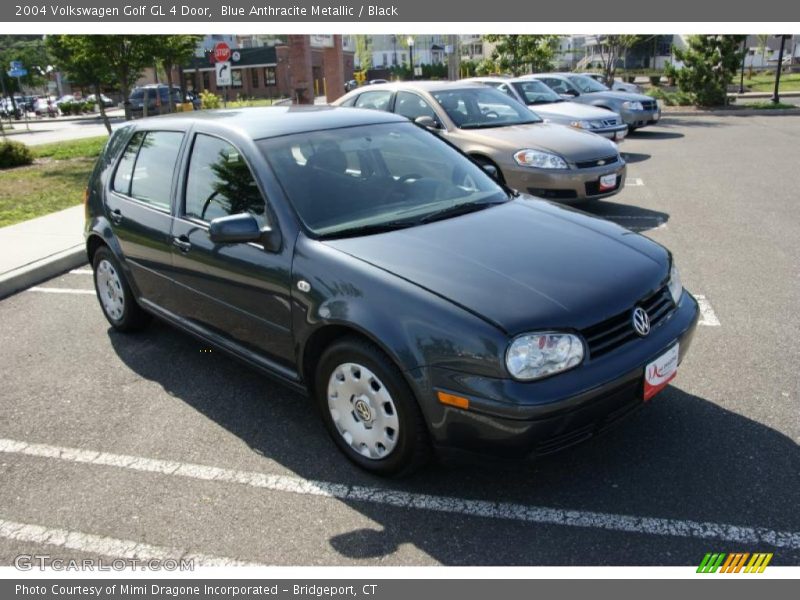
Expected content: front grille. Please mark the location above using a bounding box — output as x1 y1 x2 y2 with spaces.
581 286 675 359
640 99 657 111
584 175 621 196
599 118 621 128
527 187 578 199
575 154 619 169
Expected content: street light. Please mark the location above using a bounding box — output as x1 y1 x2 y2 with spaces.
738 39 746 94
407 36 415 80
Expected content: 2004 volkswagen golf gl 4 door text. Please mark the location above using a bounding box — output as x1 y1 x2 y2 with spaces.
85 106 699 475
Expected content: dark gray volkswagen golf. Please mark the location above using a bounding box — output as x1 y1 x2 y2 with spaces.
85 106 698 475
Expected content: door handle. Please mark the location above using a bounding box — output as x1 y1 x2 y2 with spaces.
172 236 192 252
109 209 123 225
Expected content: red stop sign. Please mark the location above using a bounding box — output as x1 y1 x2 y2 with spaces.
214 42 231 63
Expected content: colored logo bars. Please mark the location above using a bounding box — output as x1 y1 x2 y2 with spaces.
697 552 773 573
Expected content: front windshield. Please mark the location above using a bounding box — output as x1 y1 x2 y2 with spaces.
259 122 509 238
511 80 563 105
431 87 541 129
568 74 610 93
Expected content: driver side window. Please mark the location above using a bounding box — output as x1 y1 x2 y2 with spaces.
184 134 267 225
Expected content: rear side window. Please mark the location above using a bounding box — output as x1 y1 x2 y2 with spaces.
112 131 144 195
354 90 392 111
113 130 183 211
184 134 266 225
394 91 437 121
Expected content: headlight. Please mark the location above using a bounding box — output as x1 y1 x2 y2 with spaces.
513 149 568 169
569 119 594 130
668 262 683 304
622 101 644 111
506 332 584 381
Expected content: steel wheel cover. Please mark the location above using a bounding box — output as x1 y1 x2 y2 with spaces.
95 259 125 321
327 362 400 460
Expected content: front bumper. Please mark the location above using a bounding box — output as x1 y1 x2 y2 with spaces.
410 290 699 459
503 161 627 202
590 124 628 142
620 107 661 129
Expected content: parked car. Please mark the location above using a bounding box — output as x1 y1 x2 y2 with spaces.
344 79 359 92
528 73 660 131
367 79 389 85
85 107 698 474
86 93 116 108
334 81 626 201
466 76 628 142
33 96 58 117
582 73 643 94
127 84 184 118
0 97 23 119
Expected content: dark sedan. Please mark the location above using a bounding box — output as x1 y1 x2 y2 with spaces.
85 107 698 475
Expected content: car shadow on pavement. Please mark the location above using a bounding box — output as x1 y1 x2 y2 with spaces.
626 129 685 140
108 322 800 565
620 152 650 164
578 201 669 233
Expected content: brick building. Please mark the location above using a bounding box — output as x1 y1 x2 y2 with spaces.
182 39 355 102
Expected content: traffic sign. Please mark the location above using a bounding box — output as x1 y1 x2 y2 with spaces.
215 61 232 87
213 42 231 63
10 60 23 70
8 68 27 78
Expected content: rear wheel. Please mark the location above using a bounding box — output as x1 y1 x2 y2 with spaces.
316 337 430 476
92 246 150 332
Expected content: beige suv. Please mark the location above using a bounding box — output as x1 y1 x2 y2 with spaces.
333 81 626 202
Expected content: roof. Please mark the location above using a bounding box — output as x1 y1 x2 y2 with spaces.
128 106 408 140
353 80 487 92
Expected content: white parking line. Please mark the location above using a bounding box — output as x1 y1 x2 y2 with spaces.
626 178 644 186
28 287 95 295
694 294 721 326
0 517 261 566
0 438 796 549
69 269 94 275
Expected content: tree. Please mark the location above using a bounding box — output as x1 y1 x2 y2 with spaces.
671 35 746 106
482 35 560 76
0 35 50 116
150 35 202 112
353 35 373 71
595 35 643 84
46 35 115 133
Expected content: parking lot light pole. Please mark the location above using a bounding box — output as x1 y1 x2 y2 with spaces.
408 36 415 79
772 35 788 105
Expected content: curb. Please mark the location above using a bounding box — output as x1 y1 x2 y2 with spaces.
662 108 800 117
0 245 87 300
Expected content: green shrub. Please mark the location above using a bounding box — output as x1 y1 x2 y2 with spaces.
84 100 96 113
0 140 34 169
649 75 662 86
199 90 221 109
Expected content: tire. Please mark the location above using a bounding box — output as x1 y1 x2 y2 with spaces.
315 337 430 476
470 156 505 184
91 246 150 332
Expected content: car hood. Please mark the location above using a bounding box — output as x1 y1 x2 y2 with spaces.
459 122 618 162
531 102 619 121
324 199 669 334
584 90 654 103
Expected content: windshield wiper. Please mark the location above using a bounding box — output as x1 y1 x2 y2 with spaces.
319 220 417 240
419 200 502 224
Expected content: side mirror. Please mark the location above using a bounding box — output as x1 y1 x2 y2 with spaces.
414 115 441 131
481 163 499 180
209 213 282 252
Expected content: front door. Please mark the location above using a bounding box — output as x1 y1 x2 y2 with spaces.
169 133 295 368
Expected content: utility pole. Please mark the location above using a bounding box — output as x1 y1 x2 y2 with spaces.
739 39 746 94
447 35 460 81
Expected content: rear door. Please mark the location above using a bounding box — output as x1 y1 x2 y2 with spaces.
168 132 295 368
104 129 184 307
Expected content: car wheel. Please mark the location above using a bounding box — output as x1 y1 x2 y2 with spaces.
316 337 430 476
92 246 150 332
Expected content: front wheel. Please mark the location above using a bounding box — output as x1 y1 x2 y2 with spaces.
316 337 430 476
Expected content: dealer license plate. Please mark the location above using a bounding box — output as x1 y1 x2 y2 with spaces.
643 343 679 401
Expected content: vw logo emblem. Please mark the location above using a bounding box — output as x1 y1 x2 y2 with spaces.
632 307 651 337
597 159 606 166
354 399 372 422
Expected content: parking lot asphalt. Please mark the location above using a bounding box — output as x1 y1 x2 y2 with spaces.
0 114 798 567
